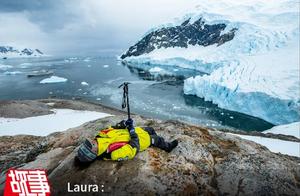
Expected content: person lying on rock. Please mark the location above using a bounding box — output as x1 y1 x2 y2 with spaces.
77 119 178 162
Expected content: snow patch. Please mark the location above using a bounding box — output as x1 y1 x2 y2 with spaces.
229 133 300 158
264 122 300 139
0 109 112 136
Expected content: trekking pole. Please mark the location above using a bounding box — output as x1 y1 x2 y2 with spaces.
118 82 131 119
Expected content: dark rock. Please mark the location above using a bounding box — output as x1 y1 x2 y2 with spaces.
0 100 299 195
0 46 18 53
21 48 33 55
0 100 53 118
35 49 43 54
121 18 237 59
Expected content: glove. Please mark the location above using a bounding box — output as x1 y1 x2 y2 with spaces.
125 118 134 131
112 120 126 129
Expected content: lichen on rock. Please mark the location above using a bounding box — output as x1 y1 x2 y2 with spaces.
0 100 299 195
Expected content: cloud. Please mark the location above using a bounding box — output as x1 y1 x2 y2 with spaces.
0 12 48 49
0 0 200 55
0 0 81 30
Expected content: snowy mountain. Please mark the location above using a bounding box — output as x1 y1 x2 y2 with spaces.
121 0 300 125
0 46 44 58
120 18 237 59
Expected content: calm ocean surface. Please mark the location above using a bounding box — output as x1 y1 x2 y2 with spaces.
0 55 273 131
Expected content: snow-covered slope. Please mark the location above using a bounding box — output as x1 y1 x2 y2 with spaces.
0 109 112 136
121 0 300 125
0 46 44 58
263 122 300 139
229 133 300 157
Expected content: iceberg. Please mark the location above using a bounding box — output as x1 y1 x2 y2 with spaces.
81 81 89 86
3 71 22 75
122 0 300 125
40 76 68 84
0 64 12 70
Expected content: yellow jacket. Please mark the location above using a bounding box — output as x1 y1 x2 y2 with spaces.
95 127 151 161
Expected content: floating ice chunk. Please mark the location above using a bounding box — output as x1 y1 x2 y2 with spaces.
103 64 110 68
96 98 101 101
0 64 12 70
40 76 68 84
173 106 181 110
81 81 89 86
19 63 32 67
64 57 78 63
3 71 22 75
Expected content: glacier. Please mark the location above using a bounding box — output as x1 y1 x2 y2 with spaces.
122 0 300 125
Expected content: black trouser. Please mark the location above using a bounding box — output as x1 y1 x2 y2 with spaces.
142 127 172 152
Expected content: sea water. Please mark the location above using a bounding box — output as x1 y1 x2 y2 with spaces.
0 55 273 131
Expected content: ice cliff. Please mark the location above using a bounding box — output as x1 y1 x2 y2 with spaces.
121 0 300 125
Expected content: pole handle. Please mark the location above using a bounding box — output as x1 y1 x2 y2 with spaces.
119 82 131 120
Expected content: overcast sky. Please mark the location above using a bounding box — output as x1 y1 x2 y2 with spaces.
0 0 199 55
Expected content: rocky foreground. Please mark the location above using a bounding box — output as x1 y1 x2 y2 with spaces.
0 99 299 195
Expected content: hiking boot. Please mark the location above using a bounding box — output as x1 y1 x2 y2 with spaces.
166 140 178 152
